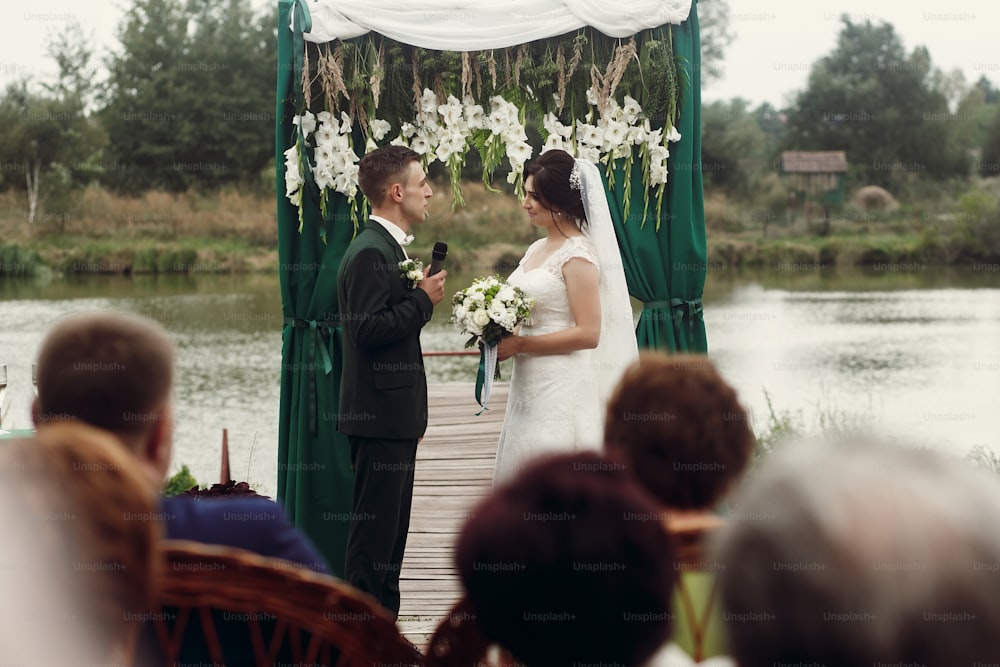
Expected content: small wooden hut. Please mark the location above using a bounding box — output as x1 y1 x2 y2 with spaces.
780 150 847 232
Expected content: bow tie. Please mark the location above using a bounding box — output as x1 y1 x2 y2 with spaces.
400 234 414 246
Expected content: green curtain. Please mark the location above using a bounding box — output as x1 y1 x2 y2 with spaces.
275 0 355 575
607 0 707 353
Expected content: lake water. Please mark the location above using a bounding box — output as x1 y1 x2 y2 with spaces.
1 266 998 494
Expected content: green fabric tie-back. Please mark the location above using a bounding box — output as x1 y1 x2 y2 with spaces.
670 298 704 346
283 317 337 436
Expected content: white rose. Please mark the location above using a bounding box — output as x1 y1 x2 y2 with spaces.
473 310 491 328
496 286 515 302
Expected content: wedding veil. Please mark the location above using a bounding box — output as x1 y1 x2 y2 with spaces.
576 158 640 415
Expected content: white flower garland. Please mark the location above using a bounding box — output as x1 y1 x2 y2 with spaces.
285 87 681 226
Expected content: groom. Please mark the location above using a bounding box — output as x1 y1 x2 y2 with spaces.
337 145 446 618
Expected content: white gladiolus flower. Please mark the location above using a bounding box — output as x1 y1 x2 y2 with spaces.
370 119 391 141
506 141 533 169
649 145 670 164
578 124 603 147
602 121 628 152
650 164 668 185
586 87 599 106
390 135 407 147
365 137 379 154
400 122 417 138
316 111 332 124
339 112 352 132
503 125 528 144
464 104 485 129
435 141 455 163
327 133 350 153
622 95 642 123
577 145 601 164
627 124 647 146
666 126 682 143
410 135 430 155
542 134 568 153
315 123 337 145
421 88 439 116
288 189 302 207
314 167 334 190
487 110 507 134
611 142 631 160
292 111 316 138
604 100 625 124
440 96 463 126
542 112 564 137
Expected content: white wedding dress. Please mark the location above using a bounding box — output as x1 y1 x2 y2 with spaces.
492 157 639 484
493 236 606 483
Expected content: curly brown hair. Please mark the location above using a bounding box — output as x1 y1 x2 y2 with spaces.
604 352 755 510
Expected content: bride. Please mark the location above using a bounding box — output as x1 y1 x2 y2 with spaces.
494 149 639 483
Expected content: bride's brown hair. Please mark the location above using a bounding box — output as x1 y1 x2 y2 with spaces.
524 149 588 231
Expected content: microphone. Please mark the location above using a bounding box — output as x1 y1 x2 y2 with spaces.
429 241 448 276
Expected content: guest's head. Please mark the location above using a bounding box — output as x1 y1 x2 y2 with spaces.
604 352 755 510
357 144 430 227
0 421 159 664
524 149 588 230
33 310 175 487
455 451 674 667
714 439 1000 667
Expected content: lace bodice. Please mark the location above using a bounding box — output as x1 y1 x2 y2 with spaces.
508 236 599 333
493 235 604 483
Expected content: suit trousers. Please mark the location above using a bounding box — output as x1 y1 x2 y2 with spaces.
344 435 418 619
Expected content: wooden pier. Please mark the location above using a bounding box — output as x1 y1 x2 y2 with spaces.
396 382 507 647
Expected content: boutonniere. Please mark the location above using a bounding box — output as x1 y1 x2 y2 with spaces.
399 258 424 289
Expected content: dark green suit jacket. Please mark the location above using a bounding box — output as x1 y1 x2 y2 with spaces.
336 220 433 440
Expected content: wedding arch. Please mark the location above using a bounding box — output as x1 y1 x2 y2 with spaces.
274 0 708 573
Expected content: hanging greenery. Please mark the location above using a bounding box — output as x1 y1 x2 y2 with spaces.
284 26 688 230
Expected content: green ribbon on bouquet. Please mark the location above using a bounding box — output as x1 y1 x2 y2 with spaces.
474 338 501 415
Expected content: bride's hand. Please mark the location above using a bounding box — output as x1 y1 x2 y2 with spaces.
497 335 521 361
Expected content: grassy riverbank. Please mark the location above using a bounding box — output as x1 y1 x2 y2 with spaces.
1 182 999 277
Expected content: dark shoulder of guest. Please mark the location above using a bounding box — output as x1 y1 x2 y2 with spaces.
160 495 331 575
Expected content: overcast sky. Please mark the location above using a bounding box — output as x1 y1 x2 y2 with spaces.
0 0 996 109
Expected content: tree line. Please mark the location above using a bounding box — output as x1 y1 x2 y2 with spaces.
0 0 278 221
702 17 1000 204
1 3 998 224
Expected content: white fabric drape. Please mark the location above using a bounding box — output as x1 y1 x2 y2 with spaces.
297 0 692 48
577 158 640 419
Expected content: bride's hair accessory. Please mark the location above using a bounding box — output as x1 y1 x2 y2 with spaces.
569 160 583 191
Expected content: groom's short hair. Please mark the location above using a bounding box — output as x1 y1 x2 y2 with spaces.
358 145 420 206
35 311 174 440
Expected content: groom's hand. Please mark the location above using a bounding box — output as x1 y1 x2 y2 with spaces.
418 268 447 305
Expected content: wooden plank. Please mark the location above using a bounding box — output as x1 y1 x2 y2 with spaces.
395 382 505 648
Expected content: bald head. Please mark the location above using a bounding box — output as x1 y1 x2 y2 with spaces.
34 311 175 449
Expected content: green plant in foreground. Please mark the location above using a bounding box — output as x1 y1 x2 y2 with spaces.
163 464 199 497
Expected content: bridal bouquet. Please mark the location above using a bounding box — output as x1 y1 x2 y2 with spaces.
451 276 533 410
